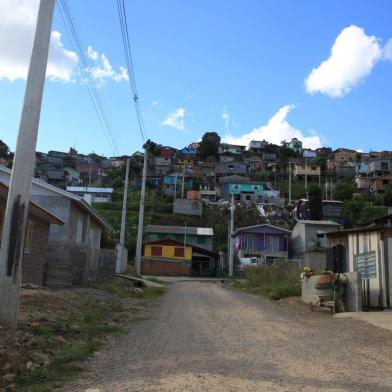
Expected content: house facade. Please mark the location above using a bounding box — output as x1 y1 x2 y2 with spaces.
292 220 342 270
66 186 114 204
215 162 247 178
232 224 291 265
0 183 64 286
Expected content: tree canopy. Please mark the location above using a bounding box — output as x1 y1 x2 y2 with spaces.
0 140 10 159
197 132 221 159
307 184 323 220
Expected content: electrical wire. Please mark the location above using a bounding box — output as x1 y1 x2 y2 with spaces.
57 0 119 156
116 0 147 144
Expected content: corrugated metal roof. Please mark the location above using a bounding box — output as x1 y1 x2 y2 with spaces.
66 186 113 193
146 225 214 236
296 220 341 226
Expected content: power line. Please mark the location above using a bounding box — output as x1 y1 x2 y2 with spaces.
57 0 119 156
116 0 147 143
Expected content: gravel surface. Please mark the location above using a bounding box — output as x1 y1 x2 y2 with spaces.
62 281 392 392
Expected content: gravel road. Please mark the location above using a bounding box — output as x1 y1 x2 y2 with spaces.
62 281 392 392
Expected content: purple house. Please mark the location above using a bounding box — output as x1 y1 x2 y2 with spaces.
232 224 291 265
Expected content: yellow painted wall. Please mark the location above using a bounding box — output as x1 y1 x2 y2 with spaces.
144 244 192 261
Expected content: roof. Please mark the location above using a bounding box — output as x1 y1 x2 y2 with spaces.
0 182 64 225
232 224 291 237
66 186 114 193
146 225 214 236
0 165 112 232
327 225 389 237
295 220 341 226
219 175 251 184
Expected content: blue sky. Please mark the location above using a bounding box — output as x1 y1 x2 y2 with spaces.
1 0 392 156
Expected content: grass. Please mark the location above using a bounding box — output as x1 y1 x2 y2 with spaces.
231 259 302 300
16 276 165 392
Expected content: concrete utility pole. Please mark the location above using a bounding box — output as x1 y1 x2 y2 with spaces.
181 164 186 199
288 161 292 204
229 192 234 277
135 148 148 275
0 0 55 329
330 178 333 200
325 178 328 200
116 158 131 273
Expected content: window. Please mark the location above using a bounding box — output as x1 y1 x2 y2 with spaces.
151 246 162 256
174 247 184 257
24 220 34 254
316 229 327 238
243 234 255 250
356 251 376 278
266 235 280 251
381 162 388 170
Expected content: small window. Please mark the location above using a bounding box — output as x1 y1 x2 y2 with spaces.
24 220 34 254
174 247 184 257
151 246 162 256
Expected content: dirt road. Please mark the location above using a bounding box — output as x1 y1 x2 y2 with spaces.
63 281 392 392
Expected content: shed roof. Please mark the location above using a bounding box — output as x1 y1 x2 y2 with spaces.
295 220 341 226
146 225 213 236
232 224 291 237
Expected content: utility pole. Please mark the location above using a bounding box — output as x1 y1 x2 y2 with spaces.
288 161 292 204
229 192 234 277
330 178 333 200
325 178 328 200
173 175 177 200
181 164 185 199
116 158 130 273
135 147 148 275
0 0 55 329
183 222 187 259
305 158 308 191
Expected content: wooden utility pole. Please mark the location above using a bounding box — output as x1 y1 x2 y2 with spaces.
288 161 292 204
0 0 55 329
135 148 147 275
181 164 185 199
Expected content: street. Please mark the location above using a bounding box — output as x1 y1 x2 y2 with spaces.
63 281 392 392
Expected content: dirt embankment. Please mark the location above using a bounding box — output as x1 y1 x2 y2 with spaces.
0 279 163 392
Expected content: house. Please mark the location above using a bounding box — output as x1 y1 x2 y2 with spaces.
162 174 193 197
293 162 321 182
368 158 392 177
370 173 392 193
248 140 268 153
199 182 217 201
0 182 64 286
215 161 247 178
287 138 303 154
327 218 392 308
295 199 344 223
292 220 342 270
64 167 81 185
0 165 114 287
145 225 214 251
173 199 203 216
160 147 177 158
355 162 368 177
333 148 358 163
180 146 197 156
232 224 291 266
218 143 246 155
334 165 355 181
66 186 114 204
154 156 172 175
355 176 373 192
262 153 277 162
46 169 66 187
225 182 264 203
244 156 262 171
218 175 251 199
219 155 235 163
142 238 218 276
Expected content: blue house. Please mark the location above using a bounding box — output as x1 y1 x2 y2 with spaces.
232 224 291 265
219 175 264 202
180 147 197 156
162 174 194 196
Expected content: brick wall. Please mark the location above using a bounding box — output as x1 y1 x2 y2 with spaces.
141 257 191 276
22 218 50 286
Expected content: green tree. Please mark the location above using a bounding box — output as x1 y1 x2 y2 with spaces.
0 140 10 158
308 184 323 220
384 184 392 207
197 132 221 159
334 179 357 201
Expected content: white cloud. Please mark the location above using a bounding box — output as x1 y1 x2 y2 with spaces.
86 46 128 83
162 107 186 131
305 25 384 97
0 0 78 82
223 105 322 149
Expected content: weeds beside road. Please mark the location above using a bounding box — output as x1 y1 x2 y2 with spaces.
0 277 165 392
230 260 302 300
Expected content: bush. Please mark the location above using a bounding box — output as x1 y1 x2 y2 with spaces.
243 259 301 300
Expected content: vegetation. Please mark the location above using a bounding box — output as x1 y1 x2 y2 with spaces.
197 132 221 159
334 179 357 201
231 260 301 300
343 195 385 225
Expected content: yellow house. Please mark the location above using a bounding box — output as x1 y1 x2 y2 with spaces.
143 239 192 261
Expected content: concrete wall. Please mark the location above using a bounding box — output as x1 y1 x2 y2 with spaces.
301 272 362 312
173 199 203 216
141 257 191 276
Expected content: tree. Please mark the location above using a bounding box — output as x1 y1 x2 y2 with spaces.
334 179 357 201
308 185 323 220
0 140 10 158
197 132 221 159
144 139 162 156
384 184 392 207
